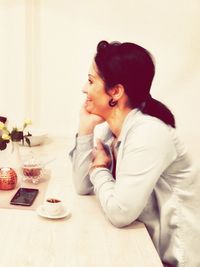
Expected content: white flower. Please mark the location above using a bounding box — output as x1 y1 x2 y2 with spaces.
24 119 32 125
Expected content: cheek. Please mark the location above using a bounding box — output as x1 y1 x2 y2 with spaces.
95 95 109 111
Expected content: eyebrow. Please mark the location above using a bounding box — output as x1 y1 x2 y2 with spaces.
88 74 96 79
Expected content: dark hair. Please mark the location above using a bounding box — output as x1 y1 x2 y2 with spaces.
94 40 175 128
0 116 7 123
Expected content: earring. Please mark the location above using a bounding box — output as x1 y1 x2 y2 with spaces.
109 99 118 107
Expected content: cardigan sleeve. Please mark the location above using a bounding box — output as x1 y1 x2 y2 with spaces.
69 123 113 195
69 134 94 195
90 121 177 228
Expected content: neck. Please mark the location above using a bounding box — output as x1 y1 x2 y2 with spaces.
106 107 132 138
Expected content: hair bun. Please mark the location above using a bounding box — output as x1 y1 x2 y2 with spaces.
97 40 109 52
110 41 121 46
97 40 121 53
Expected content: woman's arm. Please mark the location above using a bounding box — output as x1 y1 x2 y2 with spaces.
89 122 177 227
69 134 94 195
69 105 105 195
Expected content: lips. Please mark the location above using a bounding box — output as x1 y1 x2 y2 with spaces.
85 98 92 104
84 99 92 107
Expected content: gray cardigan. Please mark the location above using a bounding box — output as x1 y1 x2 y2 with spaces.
70 109 200 267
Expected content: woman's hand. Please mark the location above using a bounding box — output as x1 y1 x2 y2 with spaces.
78 105 105 136
92 139 111 167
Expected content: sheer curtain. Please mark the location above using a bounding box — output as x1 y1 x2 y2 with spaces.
0 1 27 125
0 0 40 128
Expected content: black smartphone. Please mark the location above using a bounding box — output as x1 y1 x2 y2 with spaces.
10 188 39 206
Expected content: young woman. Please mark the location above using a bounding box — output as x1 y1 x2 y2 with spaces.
70 40 200 267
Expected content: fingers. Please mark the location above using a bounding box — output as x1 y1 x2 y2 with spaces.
92 139 104 159
96 138 104 151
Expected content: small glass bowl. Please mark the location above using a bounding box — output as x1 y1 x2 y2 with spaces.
22 158 43 184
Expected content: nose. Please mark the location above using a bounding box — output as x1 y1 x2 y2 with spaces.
82 82 88 94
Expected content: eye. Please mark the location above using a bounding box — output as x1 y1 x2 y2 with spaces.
88 79 93 84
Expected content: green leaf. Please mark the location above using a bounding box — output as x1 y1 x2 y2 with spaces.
25 136 31 147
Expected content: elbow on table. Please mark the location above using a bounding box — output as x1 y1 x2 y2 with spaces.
109 215 135 228
76 188 90 195
74 183 93 195
107 209 137 228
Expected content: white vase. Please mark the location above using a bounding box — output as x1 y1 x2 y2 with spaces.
0 141 22 174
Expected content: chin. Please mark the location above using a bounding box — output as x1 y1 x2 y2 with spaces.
85 102 94 112
85 105 93 113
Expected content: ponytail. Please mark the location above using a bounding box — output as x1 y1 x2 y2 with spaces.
141 95 176 128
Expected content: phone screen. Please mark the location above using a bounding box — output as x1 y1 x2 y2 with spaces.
10 188 39 206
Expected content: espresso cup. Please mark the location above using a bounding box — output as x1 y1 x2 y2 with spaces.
44 198 63 215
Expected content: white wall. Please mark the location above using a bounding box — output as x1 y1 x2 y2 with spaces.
0 0 200 158
0 0 26 125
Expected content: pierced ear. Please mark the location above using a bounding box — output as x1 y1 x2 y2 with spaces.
108 84 124 101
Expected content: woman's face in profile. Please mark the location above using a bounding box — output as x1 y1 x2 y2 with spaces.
82 62 110 117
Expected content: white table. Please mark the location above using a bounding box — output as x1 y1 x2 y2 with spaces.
0 137 163 267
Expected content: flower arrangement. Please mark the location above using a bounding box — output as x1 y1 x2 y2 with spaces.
0 117 32 151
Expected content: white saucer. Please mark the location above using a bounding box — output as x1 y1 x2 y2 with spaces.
36 205 70 219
